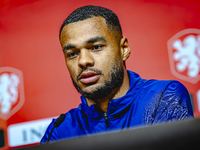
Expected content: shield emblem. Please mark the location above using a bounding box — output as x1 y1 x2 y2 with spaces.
167 28 200 84
0 67 25 120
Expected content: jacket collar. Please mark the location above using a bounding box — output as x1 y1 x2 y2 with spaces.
81 70 141 119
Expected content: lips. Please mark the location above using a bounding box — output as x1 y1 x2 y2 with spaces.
79 72 100 84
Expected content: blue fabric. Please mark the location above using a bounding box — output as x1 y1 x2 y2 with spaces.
40 71 193 143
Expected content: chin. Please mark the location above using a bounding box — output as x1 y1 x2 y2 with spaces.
81 84 101 93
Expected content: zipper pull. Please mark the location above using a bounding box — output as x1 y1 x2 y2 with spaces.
104 112 109 128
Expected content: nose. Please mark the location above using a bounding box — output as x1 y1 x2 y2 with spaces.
78 49 94 69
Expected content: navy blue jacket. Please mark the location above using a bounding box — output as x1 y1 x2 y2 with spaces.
40 71 193 143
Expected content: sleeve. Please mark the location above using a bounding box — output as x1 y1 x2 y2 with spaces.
152 81 193 124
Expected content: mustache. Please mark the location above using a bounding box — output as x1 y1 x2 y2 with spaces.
76 68 103 81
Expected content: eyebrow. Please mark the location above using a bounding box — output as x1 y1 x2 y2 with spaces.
86 36 106 44
63 44 76 51
63 36 106 51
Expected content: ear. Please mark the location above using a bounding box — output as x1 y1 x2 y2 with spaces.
120 37 131 61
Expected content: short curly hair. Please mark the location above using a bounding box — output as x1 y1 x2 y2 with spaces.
59 5 122 40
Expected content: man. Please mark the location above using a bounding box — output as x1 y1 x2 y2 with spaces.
40 5 193 143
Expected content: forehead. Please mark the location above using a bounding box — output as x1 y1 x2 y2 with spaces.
60 17 112 47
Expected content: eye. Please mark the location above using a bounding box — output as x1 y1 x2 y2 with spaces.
90 45 104 51
67 51 79 58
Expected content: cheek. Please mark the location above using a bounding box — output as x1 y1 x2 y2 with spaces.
100 47 121 66
97 54 116 74
66 61 77 79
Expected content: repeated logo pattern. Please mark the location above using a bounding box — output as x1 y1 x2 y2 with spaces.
0 67 24 120
167 29 200 84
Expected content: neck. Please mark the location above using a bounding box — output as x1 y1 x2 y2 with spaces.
86 69 130 112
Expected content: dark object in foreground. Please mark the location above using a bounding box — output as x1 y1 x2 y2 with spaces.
0 130 5 147
20 118 200 150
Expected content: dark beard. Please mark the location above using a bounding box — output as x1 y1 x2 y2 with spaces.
71 63 124 101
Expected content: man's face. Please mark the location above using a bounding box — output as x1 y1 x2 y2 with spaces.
60 17 125 100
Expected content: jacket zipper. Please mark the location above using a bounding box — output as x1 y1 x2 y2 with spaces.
104 112 109 128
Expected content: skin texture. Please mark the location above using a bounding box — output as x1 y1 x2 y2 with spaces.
60 16 131 112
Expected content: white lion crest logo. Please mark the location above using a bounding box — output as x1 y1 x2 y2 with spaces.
167 28 200 84
0 73 19 114
0 67 24 120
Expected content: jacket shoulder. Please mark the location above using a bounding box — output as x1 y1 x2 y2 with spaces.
142 79 193 124
40 106 84 144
